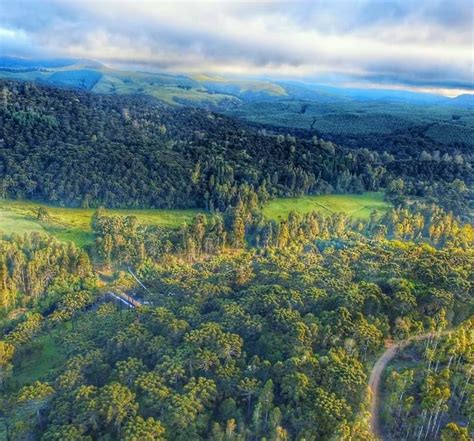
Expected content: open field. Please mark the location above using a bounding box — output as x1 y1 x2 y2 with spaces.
0 199 201 247
12 334 65 388
0 211 47 235
262 191 391 221
1 193 390 247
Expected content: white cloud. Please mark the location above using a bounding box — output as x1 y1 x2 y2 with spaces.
1 0 472 94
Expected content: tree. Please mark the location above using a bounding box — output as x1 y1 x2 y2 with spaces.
239 377 260 415
0 341 14 387
95 383 138 435
440 422 470 441
113 357 145 387
281 372 309 402
231 215 245 248
258 380 274 429
16 381 55 431
123 416 166 441
277 221 290 248
312 387 351 438
37 207 50 221
42 424 92 441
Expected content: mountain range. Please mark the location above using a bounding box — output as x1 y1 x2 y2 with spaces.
1 56 473 110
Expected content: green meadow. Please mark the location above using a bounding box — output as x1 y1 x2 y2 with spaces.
0 192 391 247
12 334 65 388
0 199 201 247
262 191 391 221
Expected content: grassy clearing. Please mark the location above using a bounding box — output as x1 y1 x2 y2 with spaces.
0 210 46 235
0 199 201 247
0 193 390 247
262 191 391 221
12 334 65 388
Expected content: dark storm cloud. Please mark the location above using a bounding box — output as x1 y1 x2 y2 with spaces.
0 0 472 95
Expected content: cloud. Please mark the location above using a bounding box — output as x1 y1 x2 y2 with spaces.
0 0 472 95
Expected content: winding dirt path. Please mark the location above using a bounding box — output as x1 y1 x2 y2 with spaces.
369 333 441 439
369 340 403 439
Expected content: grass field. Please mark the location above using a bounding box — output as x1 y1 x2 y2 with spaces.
12 334 65 388
0 199 201 247
1 193 390 247
262 192 391 221
2 330 64 440
0 211 47 235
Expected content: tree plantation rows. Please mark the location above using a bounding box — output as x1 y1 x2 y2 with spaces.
1 80 472 219
382 319 473 440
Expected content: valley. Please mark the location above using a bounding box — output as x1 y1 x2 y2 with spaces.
0 44 472 441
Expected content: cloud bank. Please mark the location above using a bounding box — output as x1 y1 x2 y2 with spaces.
1 0 472 95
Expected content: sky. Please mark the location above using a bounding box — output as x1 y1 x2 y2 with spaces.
1 0 473 96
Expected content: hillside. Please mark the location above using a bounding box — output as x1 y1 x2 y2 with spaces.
227 99 474 152
2 57 472 109
2 58 473 155
0 79 391 210
1 79 472 220
0 77 472 441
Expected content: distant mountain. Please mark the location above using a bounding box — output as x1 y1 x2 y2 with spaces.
451 94 474 108
274 81 467 107
195 75 287 101
0 56 472 111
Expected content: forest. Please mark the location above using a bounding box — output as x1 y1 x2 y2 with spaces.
381 320 473 441
1 80 472 220
0 79 473 441
1 196 472 440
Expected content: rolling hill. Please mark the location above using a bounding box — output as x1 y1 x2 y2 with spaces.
1 56 472 109
2 56 473 152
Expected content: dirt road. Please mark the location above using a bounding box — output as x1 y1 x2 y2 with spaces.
369 340 403 439
369 333 440 440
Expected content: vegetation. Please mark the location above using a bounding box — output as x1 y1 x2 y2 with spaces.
0 233 93 314
228 99 474 149
1 197 472 439
262 191 391 221
381 319 473 440
2 80 472 220
11 334 65 389
1 193 391 249
1 79 381 211
1 199 201 247
0 211 46 236
0 79 472 440
91 199 473 266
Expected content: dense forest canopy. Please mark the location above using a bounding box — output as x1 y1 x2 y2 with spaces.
1 216 472 440
0 80 365 210
1 80 472 219
0 78 473 441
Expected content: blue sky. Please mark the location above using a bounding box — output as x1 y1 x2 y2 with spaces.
1 0 473 96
